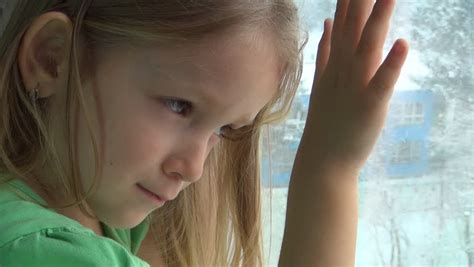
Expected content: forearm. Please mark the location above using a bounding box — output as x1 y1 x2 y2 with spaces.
278 145 359 267
278 0 407 264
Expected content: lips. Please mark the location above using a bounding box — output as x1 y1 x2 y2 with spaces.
137 183 173 201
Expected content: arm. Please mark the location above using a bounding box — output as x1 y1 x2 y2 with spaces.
278 0 409 266
279 144 359 266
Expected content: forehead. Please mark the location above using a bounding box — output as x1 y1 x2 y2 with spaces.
136 31 282 122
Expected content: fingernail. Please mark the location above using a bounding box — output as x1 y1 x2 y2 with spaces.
394 40 404 54
324 18 330 31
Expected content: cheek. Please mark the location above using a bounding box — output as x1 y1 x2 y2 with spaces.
104 113 170 173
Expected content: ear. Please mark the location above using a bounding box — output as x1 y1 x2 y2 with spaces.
18 11 73 99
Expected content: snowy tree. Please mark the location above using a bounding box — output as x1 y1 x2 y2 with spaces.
411 1 474 265
296 0 336 30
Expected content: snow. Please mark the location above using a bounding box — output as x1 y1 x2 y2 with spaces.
261 186 473 266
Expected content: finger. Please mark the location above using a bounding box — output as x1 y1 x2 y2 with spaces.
367 39 409 103
330 0 350 58
344 0 374 52
315 19 333 84
355 0 397 86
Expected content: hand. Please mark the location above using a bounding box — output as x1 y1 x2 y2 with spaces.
301 0 409 172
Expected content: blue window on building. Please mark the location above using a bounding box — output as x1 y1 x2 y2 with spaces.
383 90 434 177
390 140 423 164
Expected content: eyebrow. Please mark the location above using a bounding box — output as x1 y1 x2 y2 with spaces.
198 89 259 127
230 117 257 129
159 83 258 128
201 93 258 128
149 65 259 127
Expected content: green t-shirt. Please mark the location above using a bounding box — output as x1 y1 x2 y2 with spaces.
0 176 151 267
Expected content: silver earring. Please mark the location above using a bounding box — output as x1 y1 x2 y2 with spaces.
29 84 40 102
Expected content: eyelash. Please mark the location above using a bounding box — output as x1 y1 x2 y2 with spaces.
162 98 236 138
163 98 192 116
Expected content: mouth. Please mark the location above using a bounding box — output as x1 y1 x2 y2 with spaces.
136 183 167 204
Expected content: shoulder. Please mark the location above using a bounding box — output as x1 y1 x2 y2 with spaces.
0 181 83 247
0 181 150 266
0 226 150 267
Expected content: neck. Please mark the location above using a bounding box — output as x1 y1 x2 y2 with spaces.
55 206 105 236
21 176 105 236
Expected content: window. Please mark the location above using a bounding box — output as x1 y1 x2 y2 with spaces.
390 140 422 164
262 1 474 266
392 102 425 126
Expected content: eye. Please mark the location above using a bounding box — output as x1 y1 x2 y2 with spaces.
214 124 253 141
163 98 192 116
161 97 253 141
213 125 234 138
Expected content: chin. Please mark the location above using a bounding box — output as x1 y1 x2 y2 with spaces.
105 217 147 229
99 210 151 229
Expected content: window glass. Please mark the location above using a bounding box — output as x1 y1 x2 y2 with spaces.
261 1 474 266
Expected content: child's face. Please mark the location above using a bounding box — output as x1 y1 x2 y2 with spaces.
76 32 280 228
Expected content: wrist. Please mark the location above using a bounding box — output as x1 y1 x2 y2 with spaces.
292 138 363 182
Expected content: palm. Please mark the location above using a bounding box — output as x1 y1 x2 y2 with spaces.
301 0 409 170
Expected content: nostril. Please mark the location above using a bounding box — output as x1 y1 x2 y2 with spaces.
169 172 183 181
162 155 204 183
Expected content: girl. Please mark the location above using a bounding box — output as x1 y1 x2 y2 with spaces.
0 0 408 266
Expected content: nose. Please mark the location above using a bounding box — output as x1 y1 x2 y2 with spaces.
162 133 216 183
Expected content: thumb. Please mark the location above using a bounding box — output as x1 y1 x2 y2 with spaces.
314 18 333 85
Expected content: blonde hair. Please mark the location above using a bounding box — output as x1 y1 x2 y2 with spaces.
0 0 306 266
